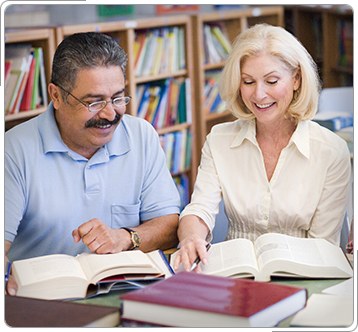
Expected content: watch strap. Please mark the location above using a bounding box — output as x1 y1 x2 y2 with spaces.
121 227 141 250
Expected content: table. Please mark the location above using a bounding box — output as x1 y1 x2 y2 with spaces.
71 254 354 327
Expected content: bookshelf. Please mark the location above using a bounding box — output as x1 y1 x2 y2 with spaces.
284 5 353 88
4 28 56 130
191 6 284 165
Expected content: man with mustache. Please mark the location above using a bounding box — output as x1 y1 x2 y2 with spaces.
5 32 180 295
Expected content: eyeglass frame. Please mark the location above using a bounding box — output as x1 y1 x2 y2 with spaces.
55 83 131 112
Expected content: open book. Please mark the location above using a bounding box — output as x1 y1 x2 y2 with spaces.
170 233 353 282
12 250 172 300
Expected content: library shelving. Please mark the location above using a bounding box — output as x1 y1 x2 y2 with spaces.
284 5 353 88
191 6 284 165
4 27 56 130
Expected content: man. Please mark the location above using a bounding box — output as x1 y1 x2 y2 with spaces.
5 32 180 294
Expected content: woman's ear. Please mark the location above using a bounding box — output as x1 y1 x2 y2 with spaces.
293 69 301 91
48 83 61 109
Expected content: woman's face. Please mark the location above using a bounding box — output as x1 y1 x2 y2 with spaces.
240 54 301 126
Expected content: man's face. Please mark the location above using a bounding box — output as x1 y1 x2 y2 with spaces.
52 66 127 159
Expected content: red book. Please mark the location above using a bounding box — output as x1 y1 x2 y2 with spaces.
20 56 36 111
120 271 307 327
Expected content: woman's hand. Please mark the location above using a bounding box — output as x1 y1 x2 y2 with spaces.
173 236 210 273
173 215 211 273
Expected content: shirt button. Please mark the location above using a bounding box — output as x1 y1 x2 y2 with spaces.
264 215 268 220
267 187 270 193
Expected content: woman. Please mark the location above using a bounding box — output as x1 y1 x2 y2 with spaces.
173 24 351 272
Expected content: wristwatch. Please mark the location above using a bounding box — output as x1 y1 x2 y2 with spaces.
121 227 141 250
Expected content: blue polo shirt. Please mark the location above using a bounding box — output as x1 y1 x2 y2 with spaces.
5 103 180 261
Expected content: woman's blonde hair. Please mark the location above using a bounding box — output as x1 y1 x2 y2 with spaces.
219 23 321 121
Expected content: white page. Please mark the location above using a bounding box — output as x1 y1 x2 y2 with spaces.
290 294 354 327
322 278 354 296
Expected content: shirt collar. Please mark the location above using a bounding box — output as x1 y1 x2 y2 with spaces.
39 102 131 159
230 118 310 159
290 120 310 159
230 119 256 148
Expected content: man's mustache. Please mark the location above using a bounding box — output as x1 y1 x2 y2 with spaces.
85 113 122 128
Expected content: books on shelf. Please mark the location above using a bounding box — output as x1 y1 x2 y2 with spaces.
12 249 173 300
134 26 186 78
5 44 47 115
170 233 353 282
202 23 231 65
159 128 192 175
137 77 191 130
5 295 120 327
173 174 190 211
337 19 353 69
203 70 226 114
120 271 308 327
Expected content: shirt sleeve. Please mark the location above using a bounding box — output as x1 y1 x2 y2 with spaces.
4 149 27 243
307 142 351 245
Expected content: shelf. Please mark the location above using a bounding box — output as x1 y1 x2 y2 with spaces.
134 69 188 84
5 107 47 122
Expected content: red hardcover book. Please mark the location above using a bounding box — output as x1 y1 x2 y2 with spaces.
20 56 36 111
120 271 307 327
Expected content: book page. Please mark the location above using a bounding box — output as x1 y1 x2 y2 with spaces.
290 294 354 327
255 233 325 269
77 251 159 282
254 233 353 280
13 254 87 286
200 238 259 278
322 278 354 296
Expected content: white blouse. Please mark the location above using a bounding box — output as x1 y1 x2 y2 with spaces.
180 119 351 245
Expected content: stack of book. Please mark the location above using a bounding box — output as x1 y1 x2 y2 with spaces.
134 26 186 78
136 77 191 130
5 44 47 115
202 23 231 65
159 128 192 175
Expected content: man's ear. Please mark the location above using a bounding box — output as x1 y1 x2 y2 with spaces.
48 83 61 109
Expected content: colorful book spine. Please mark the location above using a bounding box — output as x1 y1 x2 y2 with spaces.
159 128 192 175
134 26 186 78
136 77 191 130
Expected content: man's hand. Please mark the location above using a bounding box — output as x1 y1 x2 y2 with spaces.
72 218 132 254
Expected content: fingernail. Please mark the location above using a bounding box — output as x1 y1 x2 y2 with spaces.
8 288 16 296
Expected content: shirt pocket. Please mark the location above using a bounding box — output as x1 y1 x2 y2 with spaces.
111 203 141 228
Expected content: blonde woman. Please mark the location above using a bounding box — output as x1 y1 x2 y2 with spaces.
174 24 351 272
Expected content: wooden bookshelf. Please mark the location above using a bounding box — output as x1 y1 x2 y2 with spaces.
4 27 56 130
284 5 353 88
191 6 284 167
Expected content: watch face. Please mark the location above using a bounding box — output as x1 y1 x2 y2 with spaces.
132 233 141 245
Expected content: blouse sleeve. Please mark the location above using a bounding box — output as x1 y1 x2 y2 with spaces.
179 134 223 233
308 143 351 245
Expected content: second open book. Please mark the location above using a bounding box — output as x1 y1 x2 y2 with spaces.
170 233 353 282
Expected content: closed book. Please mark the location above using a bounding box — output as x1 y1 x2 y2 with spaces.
313 111 353 131
5 295 120 327
120 271 307 327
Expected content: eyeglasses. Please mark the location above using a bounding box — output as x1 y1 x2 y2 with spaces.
56 84 131 112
